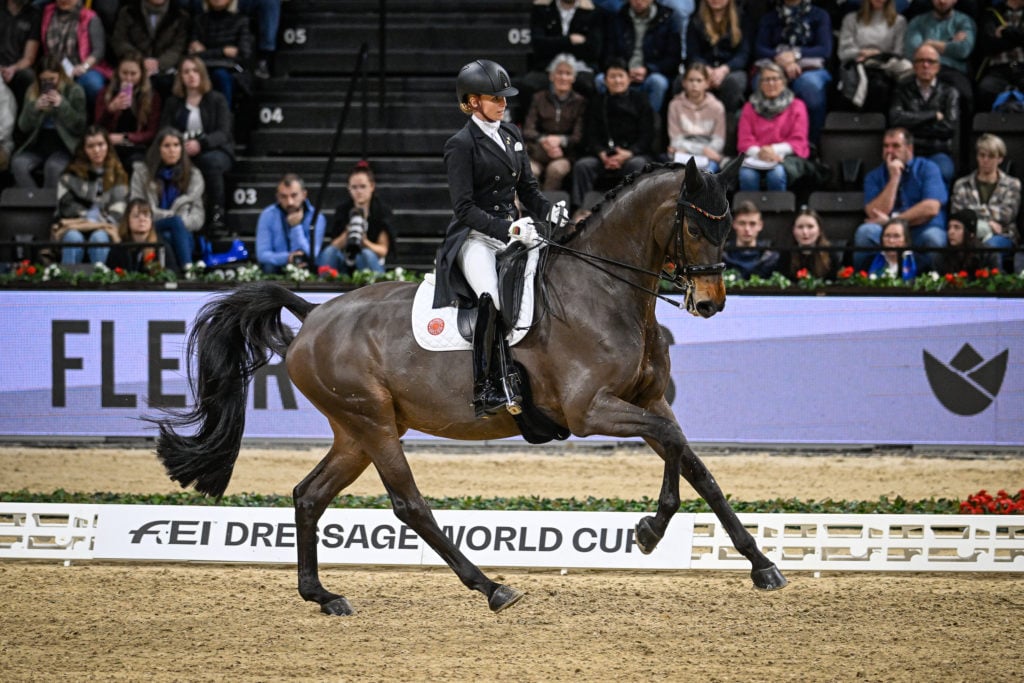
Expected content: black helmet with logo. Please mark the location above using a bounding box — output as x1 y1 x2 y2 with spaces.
456 59 518 105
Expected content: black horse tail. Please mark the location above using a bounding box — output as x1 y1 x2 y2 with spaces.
148 282 317 497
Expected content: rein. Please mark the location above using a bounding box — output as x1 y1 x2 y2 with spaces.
538 190 728 312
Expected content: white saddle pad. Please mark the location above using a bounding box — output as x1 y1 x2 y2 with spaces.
412 246 542 351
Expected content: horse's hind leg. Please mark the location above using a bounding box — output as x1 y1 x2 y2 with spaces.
293 431 371 616
373 441 524 613
677 442 787 590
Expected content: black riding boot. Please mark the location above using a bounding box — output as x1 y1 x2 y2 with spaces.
472 293 508 418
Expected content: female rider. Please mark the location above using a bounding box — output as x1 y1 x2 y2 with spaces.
432 59 567 419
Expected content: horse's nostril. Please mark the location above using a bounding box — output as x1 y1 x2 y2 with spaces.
696 300 719 318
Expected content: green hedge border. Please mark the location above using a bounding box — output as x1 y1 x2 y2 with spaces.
0 490 962 514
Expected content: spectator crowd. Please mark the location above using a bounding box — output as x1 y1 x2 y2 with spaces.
1 0 1023 278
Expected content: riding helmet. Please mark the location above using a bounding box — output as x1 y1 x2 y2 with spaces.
456 60 518 105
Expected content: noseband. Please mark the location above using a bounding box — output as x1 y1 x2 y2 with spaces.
671 199 728 277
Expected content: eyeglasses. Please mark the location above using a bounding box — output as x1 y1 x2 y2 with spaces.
761 76 784 83
913 58 939 65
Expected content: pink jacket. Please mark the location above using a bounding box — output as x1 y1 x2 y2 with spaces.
736 98 810 159
41 4 112 78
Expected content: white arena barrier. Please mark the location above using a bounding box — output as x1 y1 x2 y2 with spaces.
1 504 1021 573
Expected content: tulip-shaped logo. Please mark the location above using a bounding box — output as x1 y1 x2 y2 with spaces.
923 344 1009 416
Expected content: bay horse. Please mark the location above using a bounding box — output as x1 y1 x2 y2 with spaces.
151 156 787 616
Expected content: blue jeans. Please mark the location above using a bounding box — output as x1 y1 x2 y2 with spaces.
11 148 70 188
739 165 787 191
924 153 955 188
209 67 234 109
156 215 194 266
316 245 384 274
239 0 282 53
76 68 107 118
595 72 671 113
790 69 831 145
853 221 948 271
61 229 111 265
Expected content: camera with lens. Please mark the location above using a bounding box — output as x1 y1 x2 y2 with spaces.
345 207 366 265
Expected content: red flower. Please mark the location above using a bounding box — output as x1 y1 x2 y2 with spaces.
114 267 125 276
143 251 156 263
957 270 968 279
858 270 868 278
992 268 1000 275
317 265 331 275
26 265 36 275
796 267 809 279
944 273 955 282
976 268 989 279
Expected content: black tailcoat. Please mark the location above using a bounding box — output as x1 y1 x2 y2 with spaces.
432 119 551 308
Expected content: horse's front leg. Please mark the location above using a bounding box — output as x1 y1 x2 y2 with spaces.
293 443 371 615
678 441 786 589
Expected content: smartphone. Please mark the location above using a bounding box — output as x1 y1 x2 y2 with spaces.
40 81 54 94
120 82 133 99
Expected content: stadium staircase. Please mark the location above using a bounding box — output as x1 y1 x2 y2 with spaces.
229 0 532 271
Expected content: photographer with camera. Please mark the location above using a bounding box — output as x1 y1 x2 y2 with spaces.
255 172 325 274
317 161 394 275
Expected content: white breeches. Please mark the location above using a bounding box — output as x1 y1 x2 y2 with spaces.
457 230 504 310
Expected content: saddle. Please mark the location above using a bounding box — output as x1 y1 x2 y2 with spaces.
410 242 569 444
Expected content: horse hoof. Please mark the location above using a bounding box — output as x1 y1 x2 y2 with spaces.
320 597 356 616
489 584 524 613
635 516 663 555
751 565 788 591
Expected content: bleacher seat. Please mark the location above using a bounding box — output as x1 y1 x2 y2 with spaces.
732 191 796 245
807 191 865 244
819 112 885 190
0 187 57 264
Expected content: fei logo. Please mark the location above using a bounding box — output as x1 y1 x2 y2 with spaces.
923 344 1009 416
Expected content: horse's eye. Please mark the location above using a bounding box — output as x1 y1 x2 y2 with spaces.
686 222 700 238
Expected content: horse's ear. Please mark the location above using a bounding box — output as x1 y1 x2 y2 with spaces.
717 155 743 192
683 156 705 197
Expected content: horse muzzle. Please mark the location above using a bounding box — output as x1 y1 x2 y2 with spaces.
682 275 726 318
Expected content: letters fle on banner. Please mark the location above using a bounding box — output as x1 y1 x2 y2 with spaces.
95 506 695 570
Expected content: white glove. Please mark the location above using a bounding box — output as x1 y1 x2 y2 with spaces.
508 217 540 247
547 200 569 229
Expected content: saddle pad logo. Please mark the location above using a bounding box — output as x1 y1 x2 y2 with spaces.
923 344 1009 416
427 318 445 336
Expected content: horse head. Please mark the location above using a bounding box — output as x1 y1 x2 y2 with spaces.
672 155 741 318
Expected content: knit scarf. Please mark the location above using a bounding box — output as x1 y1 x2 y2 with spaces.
778 0 813 47
749 86 794 119
157 166 180 210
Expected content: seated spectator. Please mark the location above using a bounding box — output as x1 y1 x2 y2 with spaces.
130 127 205 267
666 62 725 171
686 0 752 114
51 125 128 265
904 0 975 160
177 0 278 80
570 59 654 210
753 0 832 145
256 172 326 274
11 56 86 188
889 43 958 186
94 52 162 170
852 127 947 270
160 55 233 233
318 162 395 275
105 196 181 274
977 0 1024 113
778 206 837 279
518 0 602 106
933 208 1000 275
867 217 917 279
187 0 252 109
600 0 682 114
110 0 191 100
39 0 109 117
724 199 780 277
836 0 910 113
0 0 41 106
950 134 1020 270
523 54 587 192
0 79 14 173
736 62 808 191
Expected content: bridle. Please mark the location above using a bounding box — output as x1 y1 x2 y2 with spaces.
537 181 729 314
